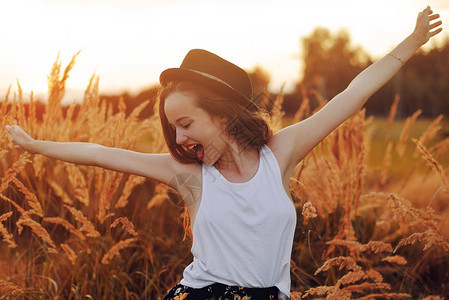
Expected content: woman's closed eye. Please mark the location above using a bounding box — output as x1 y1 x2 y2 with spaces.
182 123 191 129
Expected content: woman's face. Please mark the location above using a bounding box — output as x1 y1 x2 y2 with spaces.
164 91 228 165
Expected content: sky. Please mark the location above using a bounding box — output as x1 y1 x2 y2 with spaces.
0 0 447 103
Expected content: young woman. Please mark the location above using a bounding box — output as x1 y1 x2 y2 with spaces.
6 7 442 299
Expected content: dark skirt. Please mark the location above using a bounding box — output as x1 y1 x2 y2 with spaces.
163 282 280 300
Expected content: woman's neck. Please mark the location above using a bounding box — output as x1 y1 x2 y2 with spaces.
214 143 260 183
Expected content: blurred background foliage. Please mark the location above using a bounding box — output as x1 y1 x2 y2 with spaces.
7 28 449 123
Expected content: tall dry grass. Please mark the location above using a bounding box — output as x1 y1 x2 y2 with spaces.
0 54 190 299
287 94 449 299
0 55 448 299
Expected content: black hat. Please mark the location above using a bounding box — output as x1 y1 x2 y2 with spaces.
160 49 258 111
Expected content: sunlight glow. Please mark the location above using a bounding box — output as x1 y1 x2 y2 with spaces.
1 0 447 100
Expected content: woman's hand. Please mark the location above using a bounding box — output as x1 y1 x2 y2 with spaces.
5 125 36 153
412 6 443 46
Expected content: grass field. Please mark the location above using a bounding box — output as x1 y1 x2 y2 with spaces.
0 56 448 299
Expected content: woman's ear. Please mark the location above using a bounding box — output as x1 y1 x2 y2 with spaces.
212 115 228 126
218 115 228 124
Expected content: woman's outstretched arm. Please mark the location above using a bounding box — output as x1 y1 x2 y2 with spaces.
5 125 186 185
346 6 442 96
270 6 443 179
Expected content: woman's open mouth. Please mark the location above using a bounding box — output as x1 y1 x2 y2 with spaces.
185 144 205 161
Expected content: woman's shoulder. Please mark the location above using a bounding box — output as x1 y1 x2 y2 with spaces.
172 159 202 180
265 132 297 182
168 160 202 206
266 133 292 162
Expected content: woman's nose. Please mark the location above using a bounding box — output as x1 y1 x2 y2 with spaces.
176 128 188 145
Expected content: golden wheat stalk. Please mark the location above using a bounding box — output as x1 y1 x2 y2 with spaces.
324 288 352 299
15 80 27 129
338 269 383 287
60 243 77 265
331 219 357 250
101 238 137 265
329 129 341 168
31 154 46 180
121 100 151 144
0 194 26 215
413 138 448 189
359 241 393 254
0 219 17 248
104 107 126 146
47 179 73 205
147 183 169 210
416 114 443 151
16 214 57 252
289 291 303 300
269 85 285 133
326 239 362 252
97 172 123 224
353 141 365 216
0 153 31 194
110 217 138 236
0 86 11 117
64 205 100 238
387 193 414 223
409 206 440 233
11 177 43 217
396 109 422 157
0 211 13 223
27 91 37 135
0 280 23 297
342 282 391 294
315 256 362 275
75 74 98 127
429 136 449 159
43 217 86 240
293 95 310 124
115 175 146 209
385 94 400 142
337 270 367 286
381 142 393 186
292 83 310 123
303 286 337 298
364 269 384 283
66 164 90 206
394 230 449 252
44 52 80 131
382 255 408 265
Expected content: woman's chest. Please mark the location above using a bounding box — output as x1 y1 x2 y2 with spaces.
195 183 295 231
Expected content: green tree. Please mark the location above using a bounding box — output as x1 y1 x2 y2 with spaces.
301 27 371 100
401 38 449 116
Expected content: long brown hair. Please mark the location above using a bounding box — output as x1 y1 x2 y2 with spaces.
157 81 272 164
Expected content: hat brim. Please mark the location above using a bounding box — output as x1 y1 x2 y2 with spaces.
160 68 258 112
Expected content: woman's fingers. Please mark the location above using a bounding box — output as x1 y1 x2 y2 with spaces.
5 125 33 152
6 125 19 133
6 125 17 137
430 27 443 37
429 14 440 21
6 125 29 142
430 20 443 31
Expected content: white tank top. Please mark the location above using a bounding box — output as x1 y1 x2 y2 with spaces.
180 145 297 297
